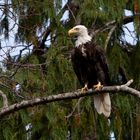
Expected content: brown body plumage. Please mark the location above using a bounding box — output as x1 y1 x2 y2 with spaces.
68 25 111 117
71 42 110 88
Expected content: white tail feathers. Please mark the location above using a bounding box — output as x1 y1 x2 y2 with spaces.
93 93 111 117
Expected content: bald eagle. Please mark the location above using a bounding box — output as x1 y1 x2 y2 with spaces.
68 25 111 117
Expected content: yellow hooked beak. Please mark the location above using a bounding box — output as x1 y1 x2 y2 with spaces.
68 28 78 36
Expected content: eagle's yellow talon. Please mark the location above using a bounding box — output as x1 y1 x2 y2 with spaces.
93 82 103 90
81 84 88 93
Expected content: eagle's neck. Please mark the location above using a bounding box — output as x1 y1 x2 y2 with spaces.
75 34 92 47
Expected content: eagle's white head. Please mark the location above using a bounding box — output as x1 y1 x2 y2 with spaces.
68 25 92 47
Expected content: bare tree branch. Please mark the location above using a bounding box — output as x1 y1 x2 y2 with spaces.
39 0 72 50
0 79 139 118
90 15 136 37
0 90 8 109
66 3 77 23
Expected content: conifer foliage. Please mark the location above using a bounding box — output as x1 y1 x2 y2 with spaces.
0 0 140 139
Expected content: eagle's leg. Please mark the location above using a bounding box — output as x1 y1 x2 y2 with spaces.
93 81 103 90
81 83 88 93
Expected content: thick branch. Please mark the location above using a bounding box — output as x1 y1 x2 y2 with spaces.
123 15 134 24
0 79 139 118
39 27 51 49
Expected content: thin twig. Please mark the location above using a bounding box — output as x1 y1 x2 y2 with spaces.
104 25 116 51
65 97 83 119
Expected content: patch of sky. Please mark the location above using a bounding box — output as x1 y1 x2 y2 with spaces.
121 9 137 45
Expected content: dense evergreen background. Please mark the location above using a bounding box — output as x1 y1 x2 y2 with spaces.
0 0 140 139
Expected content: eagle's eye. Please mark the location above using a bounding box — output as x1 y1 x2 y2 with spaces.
74 28 79 31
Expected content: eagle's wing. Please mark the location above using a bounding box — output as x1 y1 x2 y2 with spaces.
95 46 110 85
71 49 84 86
